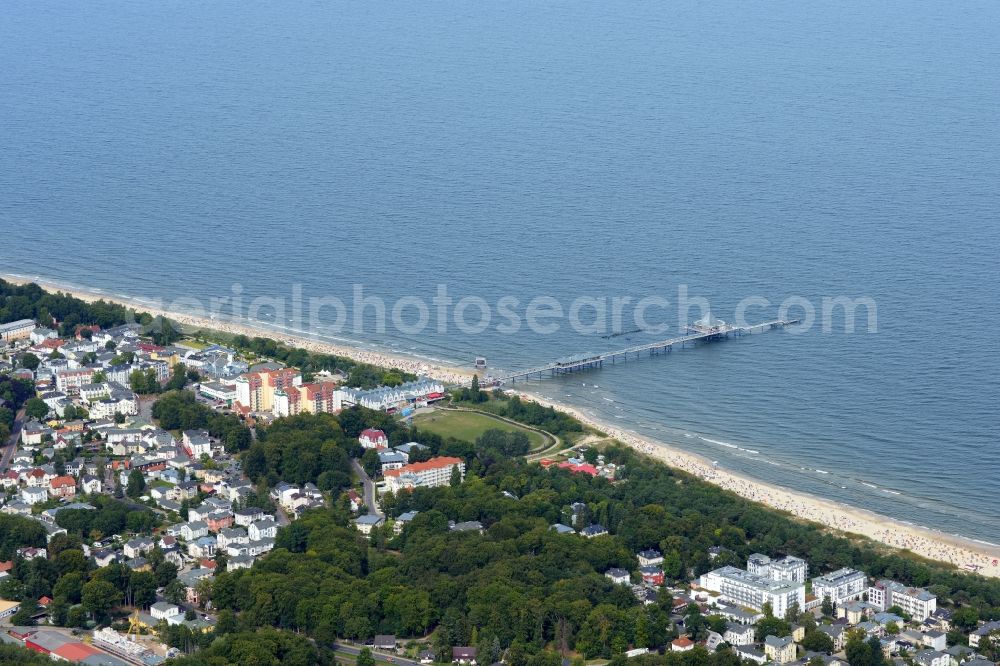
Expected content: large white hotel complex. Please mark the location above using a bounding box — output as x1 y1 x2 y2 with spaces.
699 556 807 617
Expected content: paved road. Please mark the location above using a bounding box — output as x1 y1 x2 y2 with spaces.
332 641 420 666
350 459 384 518
1 407 25 472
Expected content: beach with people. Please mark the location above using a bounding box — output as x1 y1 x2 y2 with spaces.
7 273 999 578
516 390 1000 578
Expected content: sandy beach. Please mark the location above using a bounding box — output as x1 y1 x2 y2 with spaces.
3 275 475 387
7 273 999 578
516 390 1000 578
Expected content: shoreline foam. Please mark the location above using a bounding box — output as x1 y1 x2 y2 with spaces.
513 389 1000 577
6 273 999 577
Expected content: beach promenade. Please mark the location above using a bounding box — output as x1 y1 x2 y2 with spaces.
6 274 999 578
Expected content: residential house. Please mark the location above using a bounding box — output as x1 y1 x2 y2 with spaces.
637 549 664 567
21 486 49 505
248 518 277 541
724 623 755 646
605 568 631 585
182 430 213 458
234 507 266 527
639 565 665 586
124 537 154 559
374 635 397 652
180 521 209 541
150 602 182 621
671 637 695 652
581 524 608 538
80 475 102 495
764 635 797 664
914 651 951 666
359 428 388 449
354 514 384 535
48 475 77 499
452 647 477 664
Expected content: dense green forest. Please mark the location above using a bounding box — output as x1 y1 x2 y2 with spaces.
0 279 139 336
0 373 35 441
212 406 1000 665
152 390 252 452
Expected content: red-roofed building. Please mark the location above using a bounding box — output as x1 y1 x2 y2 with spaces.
49 476 77 499
672 637 694 652
75 324 100 340
359 428 388 449
557 462 599 477
383 456 465 493
52 641 102 661
39 338 66 351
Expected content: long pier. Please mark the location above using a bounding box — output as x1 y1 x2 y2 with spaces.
493 319 799 384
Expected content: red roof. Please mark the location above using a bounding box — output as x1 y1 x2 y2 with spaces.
557 462 599 477
50 475 76 488
673 637 694 648
360 428 386 439
0 560 13 572
384 456 463 478
52 642 101 661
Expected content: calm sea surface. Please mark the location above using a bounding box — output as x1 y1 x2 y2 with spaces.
2 2 999 541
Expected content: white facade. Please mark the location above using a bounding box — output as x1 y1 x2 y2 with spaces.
812 568 868 606
383 457 465 493
700 566 806 617
748 554 808 584
868 580 937 621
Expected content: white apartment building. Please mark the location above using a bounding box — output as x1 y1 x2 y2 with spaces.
56 368 96 395
383 456 465 493
868 580 937 621
700 566 806 617
747 553 808 584
812 568 868 606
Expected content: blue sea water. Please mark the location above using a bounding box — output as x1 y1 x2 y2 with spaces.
2 2 999 541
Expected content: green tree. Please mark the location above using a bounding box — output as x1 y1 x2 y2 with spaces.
10 598 39 626
82 579 122 623
801 630 835 654
19 353 40 371
165 579 186 605
129 570 157 609
821 595 834 616
24 398 49 421
126 469 146 498
357 647 376 666
450 465 463 487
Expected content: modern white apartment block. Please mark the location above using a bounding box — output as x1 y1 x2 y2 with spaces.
747 553 808 584
868 580 937 621
812 568 867 606
700 566 806 616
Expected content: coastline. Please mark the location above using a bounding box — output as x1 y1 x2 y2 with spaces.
515 389 1000 578
6 273 999 578
2 274 475 387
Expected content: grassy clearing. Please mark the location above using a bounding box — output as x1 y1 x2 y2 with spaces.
414 409 548 449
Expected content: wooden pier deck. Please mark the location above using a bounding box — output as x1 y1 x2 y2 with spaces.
493 319 799 384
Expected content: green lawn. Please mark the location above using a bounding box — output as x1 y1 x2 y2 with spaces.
413 410 548 449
